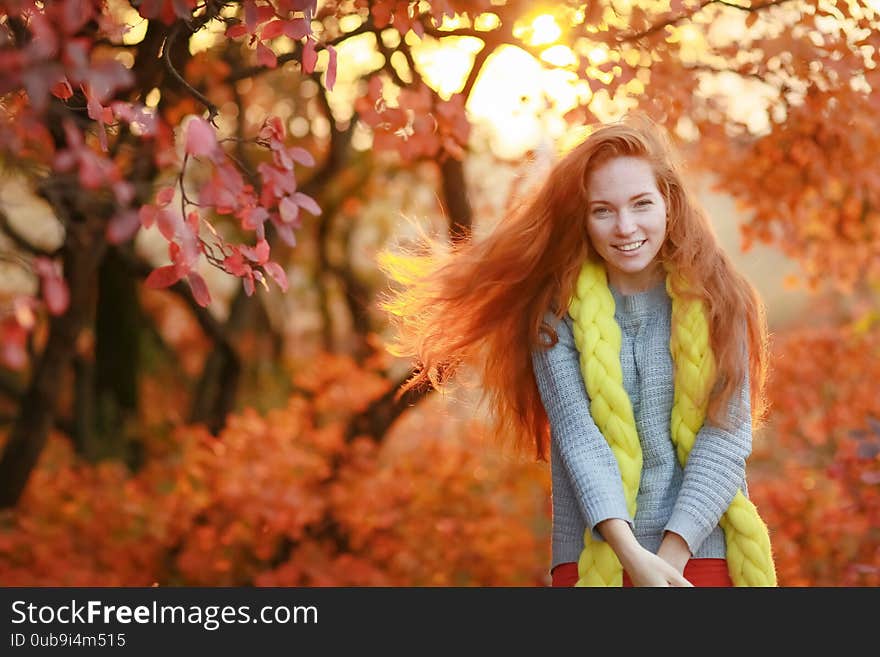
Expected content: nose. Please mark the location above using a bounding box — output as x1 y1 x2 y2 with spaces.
614 210 637 236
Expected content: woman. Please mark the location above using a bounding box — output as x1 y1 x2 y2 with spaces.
377 114 776 587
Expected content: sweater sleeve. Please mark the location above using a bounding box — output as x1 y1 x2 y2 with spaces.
663 360 753 555
531 311 633 542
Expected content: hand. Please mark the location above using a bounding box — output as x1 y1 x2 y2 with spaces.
594 519 693 587
656 530 692 575
621 546 694 587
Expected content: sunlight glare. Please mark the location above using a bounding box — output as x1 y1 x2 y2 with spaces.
587 46 609 65
474 13 501 31
412 36 483 98
438 13 470 30
466 46 587 158
540 45 577 68
529 15 562 46
339 14 363 32
120 6 147 45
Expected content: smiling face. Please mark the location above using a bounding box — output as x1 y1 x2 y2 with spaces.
585 156 668 295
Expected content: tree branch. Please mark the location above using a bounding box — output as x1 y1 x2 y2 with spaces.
344 370 434 443
164 22 219 121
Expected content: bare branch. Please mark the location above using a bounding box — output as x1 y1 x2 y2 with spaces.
164 22 219 121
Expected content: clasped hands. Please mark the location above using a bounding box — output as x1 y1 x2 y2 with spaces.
597 519 695 587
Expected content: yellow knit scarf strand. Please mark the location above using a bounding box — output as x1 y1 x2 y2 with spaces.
567 259 777 587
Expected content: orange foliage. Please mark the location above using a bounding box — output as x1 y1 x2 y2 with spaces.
0 352 550 586
748 314 880 586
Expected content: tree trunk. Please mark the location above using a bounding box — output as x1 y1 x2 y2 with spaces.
0 221 106 507
93 247 142 465
187 291 248 435
440 157 472 243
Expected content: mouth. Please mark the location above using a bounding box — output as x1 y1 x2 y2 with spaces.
613 239 646 253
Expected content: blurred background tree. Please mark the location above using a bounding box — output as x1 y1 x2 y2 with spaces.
0 0 877 585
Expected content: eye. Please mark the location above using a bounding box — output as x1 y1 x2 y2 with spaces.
635 199 653 207
592 207 610 216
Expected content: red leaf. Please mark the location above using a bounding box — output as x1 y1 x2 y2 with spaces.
279 196 300 225
145 265 183 289
261 19 285 40
113 181 135 205
259 116 285 142
293 192 321 216
283 18 310 40
223 250 249 276
254 238 271 263
302 38 317 74
185 116 219 158
241 206 269 230
257 42 278 69
263 261 288 292
275 223 297 247
107 210 141 244
187 271 212 307
50 79 73 100
244 0 259 32
33 258 68 314
156 186 175 206
156 209 180 242
243 275 255 296
240 238 270 264
289 147 315 166
139 205 158 229
82 85 110 151
372 3 392 28
0 318 28 370
42 273 69 316
33 256 56 279
226 24 249 38
326 45 337 90
178 225 201 270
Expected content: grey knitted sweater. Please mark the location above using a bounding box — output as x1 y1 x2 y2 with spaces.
530 279 752 573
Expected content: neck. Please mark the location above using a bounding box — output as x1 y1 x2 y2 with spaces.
607 263 665 296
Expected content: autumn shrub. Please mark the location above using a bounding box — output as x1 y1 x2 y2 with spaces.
748 319 880 586
0 351 550 586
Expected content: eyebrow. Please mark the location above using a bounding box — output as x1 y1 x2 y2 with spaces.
589 192 653 207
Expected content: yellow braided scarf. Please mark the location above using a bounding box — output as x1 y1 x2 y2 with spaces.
567 259 776 586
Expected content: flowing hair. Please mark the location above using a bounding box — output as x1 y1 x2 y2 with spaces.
376 113 770 461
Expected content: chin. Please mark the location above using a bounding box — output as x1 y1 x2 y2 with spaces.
616 260 648 271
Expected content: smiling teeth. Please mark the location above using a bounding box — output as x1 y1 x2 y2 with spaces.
616 240 645 251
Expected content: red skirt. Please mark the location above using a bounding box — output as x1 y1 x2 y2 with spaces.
551 558 733 587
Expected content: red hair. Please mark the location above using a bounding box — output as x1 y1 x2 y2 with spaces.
376 114 770 461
